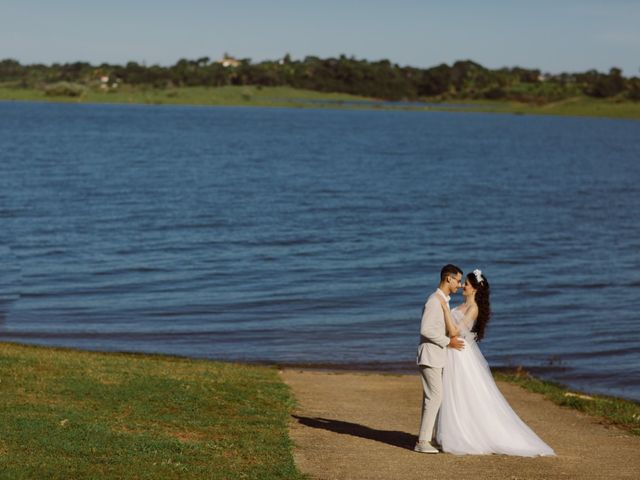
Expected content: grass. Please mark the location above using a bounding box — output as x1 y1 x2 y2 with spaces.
440 96 640 120
0 342 304 480
1 84 639 119
494 368 640 437
0 84 372 109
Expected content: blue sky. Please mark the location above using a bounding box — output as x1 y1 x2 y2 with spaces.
2 0 639 75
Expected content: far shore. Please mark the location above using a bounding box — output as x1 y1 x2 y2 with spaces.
1 85 640 120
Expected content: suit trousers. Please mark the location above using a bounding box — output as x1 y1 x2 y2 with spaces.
418 365 443 443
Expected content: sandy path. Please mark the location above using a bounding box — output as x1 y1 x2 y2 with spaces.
281 369 640 480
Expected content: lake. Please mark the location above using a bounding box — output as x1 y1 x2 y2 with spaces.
1 101 639 401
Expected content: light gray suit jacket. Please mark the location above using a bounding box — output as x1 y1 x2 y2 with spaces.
416 290 450 368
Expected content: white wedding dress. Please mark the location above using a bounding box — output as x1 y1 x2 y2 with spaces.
436 307 555 456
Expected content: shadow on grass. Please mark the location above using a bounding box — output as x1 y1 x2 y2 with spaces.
292 415 416 450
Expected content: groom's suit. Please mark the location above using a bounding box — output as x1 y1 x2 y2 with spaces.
416 289 451 444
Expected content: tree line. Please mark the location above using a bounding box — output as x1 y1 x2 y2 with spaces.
1 55 639 102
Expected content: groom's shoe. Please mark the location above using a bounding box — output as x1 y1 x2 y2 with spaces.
414 441 439 454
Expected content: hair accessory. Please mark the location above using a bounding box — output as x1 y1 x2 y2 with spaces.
473 269 483 284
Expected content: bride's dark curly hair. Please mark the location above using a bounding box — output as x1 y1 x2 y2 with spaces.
468 272 491 342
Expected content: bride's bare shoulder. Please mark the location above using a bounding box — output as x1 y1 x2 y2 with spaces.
458 303 478 317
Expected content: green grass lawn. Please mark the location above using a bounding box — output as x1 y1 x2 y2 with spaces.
495 368 640 436
0 342 304 480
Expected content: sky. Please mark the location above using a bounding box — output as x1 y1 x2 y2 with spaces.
2 0 639 76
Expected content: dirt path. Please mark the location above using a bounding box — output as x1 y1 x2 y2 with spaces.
281 369 640 480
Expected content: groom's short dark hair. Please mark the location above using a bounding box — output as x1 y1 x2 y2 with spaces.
441 264 463 282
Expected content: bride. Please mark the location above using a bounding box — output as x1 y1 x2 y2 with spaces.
435 269 555 456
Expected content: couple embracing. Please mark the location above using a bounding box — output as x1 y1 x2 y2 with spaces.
415 264 555 456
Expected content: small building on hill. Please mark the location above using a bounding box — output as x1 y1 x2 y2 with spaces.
217 54 241 68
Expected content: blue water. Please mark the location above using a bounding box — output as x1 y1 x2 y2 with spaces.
1 101 639 401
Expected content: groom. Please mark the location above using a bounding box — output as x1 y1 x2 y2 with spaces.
415 264 465 454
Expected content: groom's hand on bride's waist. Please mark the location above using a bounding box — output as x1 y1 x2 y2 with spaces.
448 337 465 350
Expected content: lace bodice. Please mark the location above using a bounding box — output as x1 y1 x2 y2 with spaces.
451 307 476 339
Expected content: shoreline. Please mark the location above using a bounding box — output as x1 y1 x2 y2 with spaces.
2 340 639 422
269 360 640 403
1 86 640 120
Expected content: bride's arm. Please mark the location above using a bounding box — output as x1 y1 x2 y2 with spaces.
438 298 459 337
